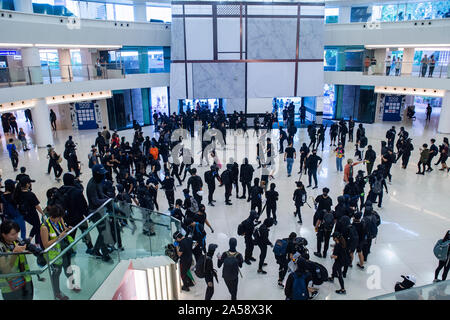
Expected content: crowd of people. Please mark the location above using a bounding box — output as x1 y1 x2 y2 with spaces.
0 105 449 301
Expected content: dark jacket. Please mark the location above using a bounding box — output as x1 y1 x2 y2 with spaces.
240 164 254 183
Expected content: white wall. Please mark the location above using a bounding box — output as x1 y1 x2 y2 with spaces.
0 10 170 47
325 19 450 46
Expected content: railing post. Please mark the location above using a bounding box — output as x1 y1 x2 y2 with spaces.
112 204 121 262
46 252 56 300
68 66 72 82
7 67 12 87
48 66 52 84
86 64 90 80
27 67 32 85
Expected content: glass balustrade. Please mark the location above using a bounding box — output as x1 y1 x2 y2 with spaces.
0 199 182 300
370 280 450 300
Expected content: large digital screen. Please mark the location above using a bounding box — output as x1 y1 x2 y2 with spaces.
151 86 169 115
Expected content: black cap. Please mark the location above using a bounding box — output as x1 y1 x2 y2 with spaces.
173 231 183 240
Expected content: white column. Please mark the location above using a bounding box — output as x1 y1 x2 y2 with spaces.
13 0 33 13
134 4 147 22
339 7 351 23
401 48 414 76
21 47 43 84
58 49 73 81
438 91 450 134
80 48 94 79
31 99 54 147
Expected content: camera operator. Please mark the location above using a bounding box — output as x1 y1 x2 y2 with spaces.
0 220 33 300
40 205 79 300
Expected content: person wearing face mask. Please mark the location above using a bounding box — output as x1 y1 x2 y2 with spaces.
239 158 254 200
255 218 274 274
305 150 322 189
203 243 218 300
217 237 243 300
86 164 112 262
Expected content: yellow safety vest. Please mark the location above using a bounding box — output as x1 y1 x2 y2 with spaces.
0 241 32 294
42 218 74 266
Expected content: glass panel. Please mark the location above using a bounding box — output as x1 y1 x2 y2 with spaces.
371 5 382 22
121 51 139 74
65 0 79 17
381 4 397 22
147 6 172 23
432 1 450 19
324 49 337 71
397 4 406 21
323 84 335 119
106 3 114 20
115 4 134 22
79 1 106 20
350 6 371 22
345 50 364 71
148 49 164 72
370 280 450 300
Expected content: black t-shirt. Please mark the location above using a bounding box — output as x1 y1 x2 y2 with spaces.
194 213 207 226
266 190 279 205
285 147 296 159
315 195 332 212
188 175 203 192
178 237 193 264
17 190 40 216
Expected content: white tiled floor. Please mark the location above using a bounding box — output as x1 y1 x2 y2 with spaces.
0 108 448 300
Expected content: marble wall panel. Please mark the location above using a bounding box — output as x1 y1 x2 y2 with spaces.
299 19 324 60
170 18 185 60
247 62 295 98
192 63 245 98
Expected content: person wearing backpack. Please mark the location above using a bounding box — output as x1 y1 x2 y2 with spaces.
433 230 450 282
361 202 380 262
416 143 430 175
255 218 274 274
351 211 366 270
313 208 335 259
249 178 263 215
327 232 348 294
221 164 233 206
367 168 388 208
240 210 259 265
284 258 313 300
293 181 307 224
217 237 243 300
6 138 19 172
274 232 297 288
203 243 218 300
0 180 26 239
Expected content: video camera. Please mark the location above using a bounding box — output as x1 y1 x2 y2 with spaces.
17 238 43 257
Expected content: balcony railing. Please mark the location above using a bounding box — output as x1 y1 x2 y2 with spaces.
362 61 450 79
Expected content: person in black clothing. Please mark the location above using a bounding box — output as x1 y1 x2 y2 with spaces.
355 170 368 210
434 230 450 282
307 124 317 149
217 237 243 300
185 218 206 263
256 218 274 274
275 232 297 288
351 211 366 269
381 148 394 183
279 126 287 153
328 232 348 294
330 122 339 146
85 164 111 262
204 165 221 206
173 231 194 291
298 143 310 174
47 148 63 181
338 120 348 147
242 210 259 265
305 150 322 189
230 159 240 198
265 183 279 225
249 178 263 215
348 117 355 143
221 164 233 205
386 126 396 150
161 172 175 209
204 243 219 300
364 145 376 175
427 139 439 172
317 124 326 151
400 138 414 169
239 158 254 200
293 181 307 224
313 187 333 257
95 132 106 157
59 173 94 253
187 168 203 206
367 167 388 208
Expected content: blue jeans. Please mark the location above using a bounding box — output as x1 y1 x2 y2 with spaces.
336 157 343 172
286 158 294 175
